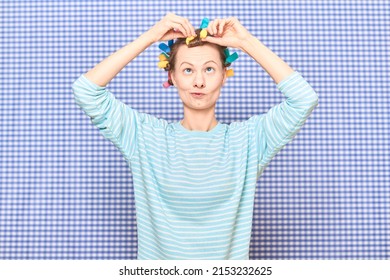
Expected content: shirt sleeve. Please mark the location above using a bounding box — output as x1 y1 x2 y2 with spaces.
249 70 319 167
71 74 139 162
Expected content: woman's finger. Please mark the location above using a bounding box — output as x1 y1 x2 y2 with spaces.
205 22 213 36
169 22 187 37
200 35 220 45
169 14 195 37
218 20 226 36
212 19 220 35
184 18 196 36
164 29 184 41
207 19 216 36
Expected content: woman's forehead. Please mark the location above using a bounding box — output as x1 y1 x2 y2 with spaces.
176 44 221 64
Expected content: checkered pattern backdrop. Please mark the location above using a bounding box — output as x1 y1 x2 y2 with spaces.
1 0 389 259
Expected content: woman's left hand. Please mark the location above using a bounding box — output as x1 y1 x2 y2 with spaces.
201 17 252 50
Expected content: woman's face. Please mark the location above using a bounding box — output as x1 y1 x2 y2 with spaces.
170 43 227 111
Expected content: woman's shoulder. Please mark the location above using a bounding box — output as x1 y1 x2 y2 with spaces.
134 110 170 130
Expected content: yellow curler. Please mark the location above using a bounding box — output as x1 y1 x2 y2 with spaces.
226 69 234 77
200 29 208 39
158 60 169 69
186 35 196 45
159 53 168 61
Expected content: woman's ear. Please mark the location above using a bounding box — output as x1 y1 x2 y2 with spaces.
169 70 176 87
222 68 228 86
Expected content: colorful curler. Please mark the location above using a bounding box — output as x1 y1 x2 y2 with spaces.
200 29 208 39
159 53 169 61
226 52 239 64
158 60 169 69
226 69 234 77
224 48 230 58
186 36 196 45
158 43 170 54
199 18 209 39
200 18 209 29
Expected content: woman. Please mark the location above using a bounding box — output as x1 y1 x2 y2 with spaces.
72 13 318 260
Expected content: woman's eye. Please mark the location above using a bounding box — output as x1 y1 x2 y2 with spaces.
184 68 192 74
206 67 215 73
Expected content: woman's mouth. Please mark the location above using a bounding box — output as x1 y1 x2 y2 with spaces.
191 92 206 98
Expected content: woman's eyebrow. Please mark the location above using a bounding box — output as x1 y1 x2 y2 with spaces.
180 60 217 67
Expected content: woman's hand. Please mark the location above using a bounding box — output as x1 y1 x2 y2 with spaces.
147 13 197 43
201 17 252 50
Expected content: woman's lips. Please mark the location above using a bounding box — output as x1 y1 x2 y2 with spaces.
191 92 206 98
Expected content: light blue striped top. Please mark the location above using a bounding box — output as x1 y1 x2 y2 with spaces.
72 70 318 260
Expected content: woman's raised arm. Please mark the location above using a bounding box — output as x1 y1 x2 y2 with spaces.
84 13 196 87
201 17 295 84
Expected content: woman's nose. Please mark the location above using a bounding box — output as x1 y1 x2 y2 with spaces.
193 72 205 88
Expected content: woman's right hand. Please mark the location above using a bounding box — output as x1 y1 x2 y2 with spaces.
147 13 197 43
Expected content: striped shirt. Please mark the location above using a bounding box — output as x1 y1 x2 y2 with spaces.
72 70 318 260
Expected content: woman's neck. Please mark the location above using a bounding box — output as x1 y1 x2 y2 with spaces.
180 110 218 132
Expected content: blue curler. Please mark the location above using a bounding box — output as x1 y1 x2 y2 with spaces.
158 43 170 54
225 52 239 64
224 48 230 58
200 18 209 29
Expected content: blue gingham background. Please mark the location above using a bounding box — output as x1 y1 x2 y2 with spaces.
1 0 389 260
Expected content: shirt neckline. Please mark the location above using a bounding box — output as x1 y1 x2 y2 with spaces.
175 120 223 136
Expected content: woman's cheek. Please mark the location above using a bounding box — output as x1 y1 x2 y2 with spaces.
175 75 187 87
